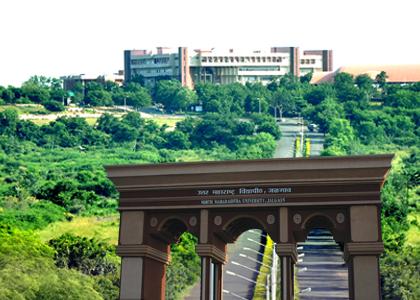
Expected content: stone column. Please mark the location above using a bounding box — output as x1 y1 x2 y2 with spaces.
276 207 297 300
275 243 298 300
346 205 384 300
117 211 170 300
196 244 226 300
117 244 170 300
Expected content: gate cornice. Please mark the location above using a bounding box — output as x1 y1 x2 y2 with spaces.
106 155 393 210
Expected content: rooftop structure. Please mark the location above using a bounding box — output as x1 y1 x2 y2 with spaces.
124 47 333 88
311 64 420 84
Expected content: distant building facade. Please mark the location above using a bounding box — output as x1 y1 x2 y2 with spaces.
124 47 333 88
61 71 124 91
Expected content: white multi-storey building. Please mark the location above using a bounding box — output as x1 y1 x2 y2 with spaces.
124 47 333 88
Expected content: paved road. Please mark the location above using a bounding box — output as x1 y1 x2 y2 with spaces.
274 118 302 158
223 231 265 299
297 230 349 299
186 118 347 300
275 119 348 299
274 118 325 158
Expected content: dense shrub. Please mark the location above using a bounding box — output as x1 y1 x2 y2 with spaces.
0 200 66 230
0 225 103 300
49 233 118 276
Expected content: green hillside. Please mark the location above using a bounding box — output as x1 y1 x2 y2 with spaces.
0 74 418 299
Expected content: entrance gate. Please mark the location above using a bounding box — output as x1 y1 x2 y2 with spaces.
106 154 393 300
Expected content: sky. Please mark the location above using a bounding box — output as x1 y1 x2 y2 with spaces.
0 0 419 86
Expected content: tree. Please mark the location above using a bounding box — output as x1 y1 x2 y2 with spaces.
304 84 335 105
21 77 50 103
271 88 297 118
190 113 238 149
84 82 113 106
16 120 41 141
122 112 145 129
0 226 103 300
164 131 191 149
96 114 120 134
124 83 152 109
309 97 345 132
333 72 362 102
323 118 358 155
355 74 374 91
375 71 388 88
111 122 138 143
1 87 16 103
384 89 419 109
154 80 197 112
300 72 313 84
0 109 19 136
49 233 117 276
43 100 65 112
176 117 199 134
49 78 65 102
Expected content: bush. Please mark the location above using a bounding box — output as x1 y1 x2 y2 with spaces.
43 100 65 112
381 247 420 299
0 225 103 300
166 232 200 300
49 233 118 276
0 200 66 230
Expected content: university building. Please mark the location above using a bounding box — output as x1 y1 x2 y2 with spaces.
124 47 333 88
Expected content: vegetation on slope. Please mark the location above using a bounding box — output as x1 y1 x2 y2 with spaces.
0 73 418 299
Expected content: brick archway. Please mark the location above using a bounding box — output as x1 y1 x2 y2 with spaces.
107 154 392 300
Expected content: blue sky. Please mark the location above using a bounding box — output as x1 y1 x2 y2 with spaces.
0 0 419 86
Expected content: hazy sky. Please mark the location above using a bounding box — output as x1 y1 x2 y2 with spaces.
0 0 419 86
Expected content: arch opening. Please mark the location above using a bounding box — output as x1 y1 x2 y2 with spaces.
158 218 189 244
223 228 278 300
296 228 349 299
166 229 201 300
222 216 267 243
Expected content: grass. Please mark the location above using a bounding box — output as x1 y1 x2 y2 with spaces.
0 104 49 115
406 212 420 246
0 102 185 128
36 214 119 245
253 235 273 300
151 116 184 129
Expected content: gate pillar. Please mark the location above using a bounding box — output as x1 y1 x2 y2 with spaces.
196 244 226 300
344 242 384 300
345 205 384 300
275 243 298 300
117 211 170 300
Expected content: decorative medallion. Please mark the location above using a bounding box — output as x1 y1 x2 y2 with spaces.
150 217 158 227
336 213 345 224
266 214 275 225
214 216 222 226
189 216 197 227
293 214 302 224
